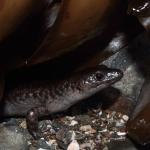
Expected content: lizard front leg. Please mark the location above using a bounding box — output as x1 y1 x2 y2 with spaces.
26 106 49 139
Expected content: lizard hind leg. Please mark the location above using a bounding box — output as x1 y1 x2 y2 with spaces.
26 106 49 139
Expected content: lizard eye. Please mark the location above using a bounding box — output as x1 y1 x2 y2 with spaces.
95 72 104 80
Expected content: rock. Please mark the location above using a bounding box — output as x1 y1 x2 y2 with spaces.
20 120 27 129
127 80 150 145
3 118 18 125
69 120 78 126
79 125 96 134
103 146 109 150
37 138 52 149
0 124 28 150
107 96 134 115
29 138 58 150
38 120 56 137
52 120 66 132
122 115 129 122
67 140 80 150
47 139 58 150
102 48 144 101
76 115 92 125
103 33 150 103
74 132 85 141
108 138 138 150
56 129 76 149
80 141 95 150
28 145 37 150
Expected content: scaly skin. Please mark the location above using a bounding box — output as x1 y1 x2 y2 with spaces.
0 65 123 139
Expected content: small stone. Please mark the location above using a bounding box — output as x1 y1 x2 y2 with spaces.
115 121 124 127
86 128 96 134
39 120 52 133
49 128 56 135
106 114 111 119
67 140 80 150
98 110 103 116
29 145 37 150
27 141 32 146
45 139 58 150
122 115 129 121
92 120 96 123
103 146 109 150
99 129 108 133
66 116 75 120
76 115 91 124
69 120 78 126
80 125 96 134
37 138 51 149
80 125 93 132
116 132 126 136
19 121 27 129
120 119 125 124
75 131 85 140
108 138 139 149
47 139 56 145
80 143 92 149
56 129 76 149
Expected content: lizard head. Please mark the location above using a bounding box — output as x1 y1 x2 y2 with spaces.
76 65 123 94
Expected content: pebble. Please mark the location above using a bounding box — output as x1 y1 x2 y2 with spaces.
20 121 27 129
66 116 75 120
108 138 139 150
47 139 57 145
76 115 91 124
80 141 96 149
117 132 127 136
39 120 52 133
80 125 95 132
115 122 124 127
67 140 80 150
120 119 125 124
56 129 76 149
98 110 103 116
99 129 108 133
103 146 109 150
80 143 91 149
46 139 58 150
122 115 129 121
69 120 78 126
37 138 52 149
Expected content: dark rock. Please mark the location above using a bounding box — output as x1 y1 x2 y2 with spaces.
107 96 135 115
0 124 28 150
75 115 92 125
102 47 144 101
127 101 150 145
39 120 52 132
37 138 52 149
56 128 76 149
108 138 138 150
51 120 66 133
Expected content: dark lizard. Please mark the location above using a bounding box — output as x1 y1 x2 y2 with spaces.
0 65 123 139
